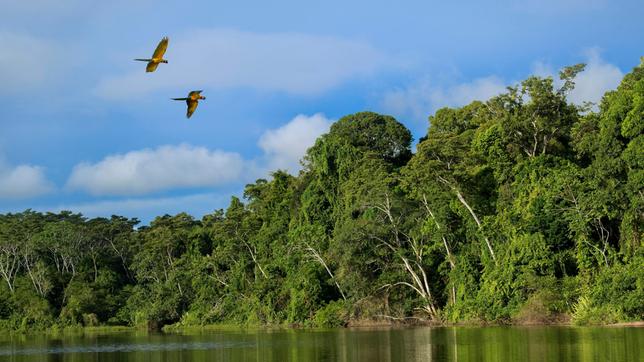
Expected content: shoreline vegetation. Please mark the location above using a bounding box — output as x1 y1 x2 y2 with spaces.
2 318 644 337
0 59 642 334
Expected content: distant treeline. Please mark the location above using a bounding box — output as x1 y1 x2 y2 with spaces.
1 60 642 331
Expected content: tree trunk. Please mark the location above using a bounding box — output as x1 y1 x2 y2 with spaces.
305 242 346 300
454 190 496 262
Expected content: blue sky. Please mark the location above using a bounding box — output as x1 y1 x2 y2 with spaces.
0 0 642 223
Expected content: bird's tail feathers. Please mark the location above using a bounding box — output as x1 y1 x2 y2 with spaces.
172 98 189 101
134 59 152 61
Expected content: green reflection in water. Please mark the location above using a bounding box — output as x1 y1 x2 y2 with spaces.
0 326 641 361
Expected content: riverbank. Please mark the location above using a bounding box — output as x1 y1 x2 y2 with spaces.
606 321 644 327
2 317 643 336
163 316 644 333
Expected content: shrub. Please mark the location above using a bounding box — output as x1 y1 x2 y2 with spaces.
314 300 348 328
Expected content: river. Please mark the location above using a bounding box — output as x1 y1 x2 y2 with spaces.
0 326 641 361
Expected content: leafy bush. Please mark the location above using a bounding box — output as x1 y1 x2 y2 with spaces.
572 296 625 325
314 300 348 328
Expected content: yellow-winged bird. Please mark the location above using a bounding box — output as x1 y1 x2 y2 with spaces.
172 90 206 118
134 37 169 72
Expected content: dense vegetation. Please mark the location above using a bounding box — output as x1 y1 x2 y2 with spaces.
0 60 642 331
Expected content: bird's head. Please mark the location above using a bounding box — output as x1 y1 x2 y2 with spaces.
200 95 206 100
162 60 169 64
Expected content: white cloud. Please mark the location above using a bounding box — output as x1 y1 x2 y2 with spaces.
532 49 623 106
95 29 388 99
384 49 624 122
66 113 332 196
258 113 332 173
0 159 53 199
50 192 232 223
568 50 623 106
381 76 507 122
430 76 507 109
0 32 70 92
531 60 555 78
67 144 245 196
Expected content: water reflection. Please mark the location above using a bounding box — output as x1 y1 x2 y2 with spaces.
0 326 641 361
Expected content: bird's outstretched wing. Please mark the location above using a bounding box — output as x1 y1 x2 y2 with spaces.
146 61 159 72
187 99 199 118
188 90 203 97
152 37 169 59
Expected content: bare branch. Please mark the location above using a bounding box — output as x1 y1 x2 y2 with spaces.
304 242 346 300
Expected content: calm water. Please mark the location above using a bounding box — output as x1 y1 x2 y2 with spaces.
0 326 641 361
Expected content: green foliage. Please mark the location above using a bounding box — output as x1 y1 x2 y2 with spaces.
0 59 642 330
572 296 626 325
582 253 644 322
314 300 349 327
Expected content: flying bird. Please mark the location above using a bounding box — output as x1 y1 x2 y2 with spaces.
172 91 206 118
134 37 169 72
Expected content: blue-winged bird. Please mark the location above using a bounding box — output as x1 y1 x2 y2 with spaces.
172 91 206 118
134 37 169 72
